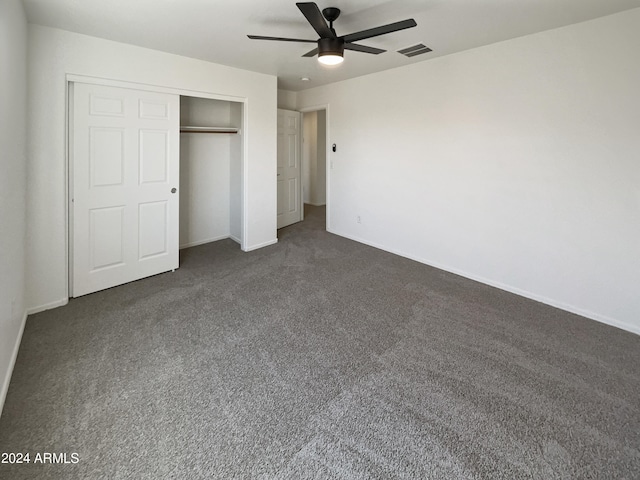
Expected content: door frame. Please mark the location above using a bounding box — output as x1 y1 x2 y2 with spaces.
299 104 330 231
66 74 248 297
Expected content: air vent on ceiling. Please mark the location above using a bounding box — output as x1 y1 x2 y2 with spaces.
398 44 432 57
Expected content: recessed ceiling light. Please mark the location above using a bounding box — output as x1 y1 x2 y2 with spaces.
300 77 310 82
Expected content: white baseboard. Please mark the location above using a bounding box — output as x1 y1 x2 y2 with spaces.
0 309 28 416
305 202 326 207
333 230 640 337
242 238 278 252
180 234 230 250
229 235 241 245
27 298 68 315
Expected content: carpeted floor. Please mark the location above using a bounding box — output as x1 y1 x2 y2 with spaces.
1 205 639 479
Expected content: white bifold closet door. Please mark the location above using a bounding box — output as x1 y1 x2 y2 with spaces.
71 82 180 297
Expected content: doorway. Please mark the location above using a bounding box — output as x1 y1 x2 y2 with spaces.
301 107 328 231
275 105 329 234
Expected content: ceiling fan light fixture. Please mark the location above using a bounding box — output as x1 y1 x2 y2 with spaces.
317 37 344 66
318 53 343 65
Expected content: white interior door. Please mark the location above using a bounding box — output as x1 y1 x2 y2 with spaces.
71 82 180 297
277 109 302 229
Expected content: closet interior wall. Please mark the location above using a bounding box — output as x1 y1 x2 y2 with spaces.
179 96 242 249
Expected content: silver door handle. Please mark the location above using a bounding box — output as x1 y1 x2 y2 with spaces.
171 188 177 193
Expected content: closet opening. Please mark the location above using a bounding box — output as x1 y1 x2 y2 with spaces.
179 96 243 251
67 77 248 298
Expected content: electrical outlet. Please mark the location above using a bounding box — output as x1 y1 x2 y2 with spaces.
357 215 361 224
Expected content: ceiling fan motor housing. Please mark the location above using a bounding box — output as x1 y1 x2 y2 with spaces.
318 37 344 57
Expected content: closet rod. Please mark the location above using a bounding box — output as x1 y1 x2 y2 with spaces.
180 126 239 134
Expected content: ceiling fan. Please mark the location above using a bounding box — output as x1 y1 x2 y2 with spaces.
248 2 417 66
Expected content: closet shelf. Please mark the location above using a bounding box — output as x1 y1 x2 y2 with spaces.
180 126 239 134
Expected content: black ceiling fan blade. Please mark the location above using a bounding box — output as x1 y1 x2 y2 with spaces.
342 19 417 43
297 2 335 38
302 47 319 57
344 43 386 55
247 35 316 43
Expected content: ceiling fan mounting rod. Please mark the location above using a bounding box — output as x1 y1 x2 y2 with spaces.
322 7 341 30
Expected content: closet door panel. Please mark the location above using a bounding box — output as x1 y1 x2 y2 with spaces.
72 82 179 297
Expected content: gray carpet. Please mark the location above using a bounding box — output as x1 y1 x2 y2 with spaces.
1 205 639 479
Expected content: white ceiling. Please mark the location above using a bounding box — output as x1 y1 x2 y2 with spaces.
22 0 640 91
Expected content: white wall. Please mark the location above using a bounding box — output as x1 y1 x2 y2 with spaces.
0 0 28 411
302 111 317 204
298 9 640 334
316 110 327 206
27 25 277 312
302 111 327 206
277 89 297 110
